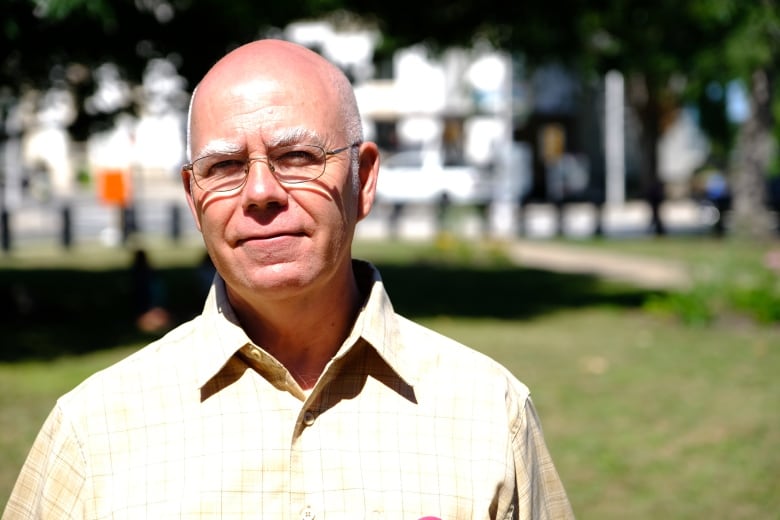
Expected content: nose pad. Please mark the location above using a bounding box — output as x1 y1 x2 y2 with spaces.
242 157 287 205
245 158 279 186
246 157 274 175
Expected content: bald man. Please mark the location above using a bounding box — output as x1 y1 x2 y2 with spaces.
4 40 573 519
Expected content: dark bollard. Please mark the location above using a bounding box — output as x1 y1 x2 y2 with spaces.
388 203 404 240
1 209 10 252
61 205 73 249
170 204 181 241
593 202 604 237
476 202 490 236
515 202 526 237
121 205 138 244
555 201 565 237
435 193 451 235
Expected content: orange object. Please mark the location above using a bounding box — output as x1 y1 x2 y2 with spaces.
98 169 131 206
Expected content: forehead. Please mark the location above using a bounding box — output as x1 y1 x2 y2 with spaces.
190 72 340 156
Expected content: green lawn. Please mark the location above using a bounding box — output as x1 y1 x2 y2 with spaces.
1 237 778 518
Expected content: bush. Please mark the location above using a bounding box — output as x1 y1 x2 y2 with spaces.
645 248 780 325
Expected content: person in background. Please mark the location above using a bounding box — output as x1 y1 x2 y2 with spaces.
129 247 171 333
3 39 574 519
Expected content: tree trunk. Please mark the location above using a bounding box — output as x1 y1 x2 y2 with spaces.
730 67 775 238
627 73 666 235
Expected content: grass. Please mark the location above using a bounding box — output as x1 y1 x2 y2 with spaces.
1 236 778 518
524 234 780 325
429 311 778 518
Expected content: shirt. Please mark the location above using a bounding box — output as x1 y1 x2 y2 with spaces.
3 261 574 519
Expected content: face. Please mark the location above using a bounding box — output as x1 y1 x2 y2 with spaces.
182 42 378 307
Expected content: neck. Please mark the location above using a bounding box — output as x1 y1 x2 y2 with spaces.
229 266 362 389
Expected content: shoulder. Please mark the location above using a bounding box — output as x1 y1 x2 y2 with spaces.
393 313 530 402
58 316 203 409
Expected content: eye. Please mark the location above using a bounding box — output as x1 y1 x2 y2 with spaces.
272 146 323 169
202 157 246 177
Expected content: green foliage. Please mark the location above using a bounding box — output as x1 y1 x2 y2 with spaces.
37 0 115 22
643 243 780 325
728 267 780 322
645 284 719 325
723 0 780 76
0 0 333 97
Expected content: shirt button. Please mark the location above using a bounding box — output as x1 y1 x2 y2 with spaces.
300 505 316 519
244 346 262 361
303 411 316 426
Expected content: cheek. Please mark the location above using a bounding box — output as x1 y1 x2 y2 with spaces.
320 185 357 234
195 197 233 245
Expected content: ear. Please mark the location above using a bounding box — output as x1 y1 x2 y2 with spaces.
356 142 380 222
181 167 203 232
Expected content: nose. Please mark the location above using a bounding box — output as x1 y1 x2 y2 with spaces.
241 158 288 209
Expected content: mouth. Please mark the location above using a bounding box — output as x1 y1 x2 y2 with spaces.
236 231 305 245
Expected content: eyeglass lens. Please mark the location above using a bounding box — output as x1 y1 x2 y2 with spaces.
192 145 329 192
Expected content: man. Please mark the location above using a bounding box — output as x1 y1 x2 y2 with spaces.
3 40 574 519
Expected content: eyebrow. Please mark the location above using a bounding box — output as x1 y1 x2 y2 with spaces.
266 127 325 148
194 139 243 160
194 128 327 161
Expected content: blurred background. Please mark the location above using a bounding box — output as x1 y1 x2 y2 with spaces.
1 1 779 518
1 0 779 245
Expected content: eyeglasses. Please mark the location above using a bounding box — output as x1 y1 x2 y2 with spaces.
183 143 360 193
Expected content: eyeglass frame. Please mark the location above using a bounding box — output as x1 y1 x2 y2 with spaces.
183 142 361 193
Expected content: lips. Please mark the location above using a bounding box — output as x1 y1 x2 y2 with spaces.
235 230 305 245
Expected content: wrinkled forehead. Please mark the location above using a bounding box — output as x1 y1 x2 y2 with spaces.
189 70 340 157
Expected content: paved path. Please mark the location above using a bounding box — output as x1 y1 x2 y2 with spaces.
505 240 691 290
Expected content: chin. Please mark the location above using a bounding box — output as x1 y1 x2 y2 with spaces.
242 262 320 293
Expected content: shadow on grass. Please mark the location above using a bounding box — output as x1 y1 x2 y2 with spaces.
376 262 657 318
0 260 661 362
0 265 208 361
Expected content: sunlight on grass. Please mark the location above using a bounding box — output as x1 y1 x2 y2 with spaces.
424 309 779 519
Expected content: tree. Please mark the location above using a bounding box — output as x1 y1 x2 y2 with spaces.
2 0 331 135
703 0 780 237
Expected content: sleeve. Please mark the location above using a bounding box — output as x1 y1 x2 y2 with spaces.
2 403 87 520
511 393 575 520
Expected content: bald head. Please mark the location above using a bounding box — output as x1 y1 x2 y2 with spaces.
186 39 362 159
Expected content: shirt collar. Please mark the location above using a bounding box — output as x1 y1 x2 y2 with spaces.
194 260 418 390
194 276 253 388
345 260 419 387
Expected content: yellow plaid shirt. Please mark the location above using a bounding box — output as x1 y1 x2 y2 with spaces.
3 261 573 519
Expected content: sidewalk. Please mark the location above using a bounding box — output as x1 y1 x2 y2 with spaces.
504 240 691 290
